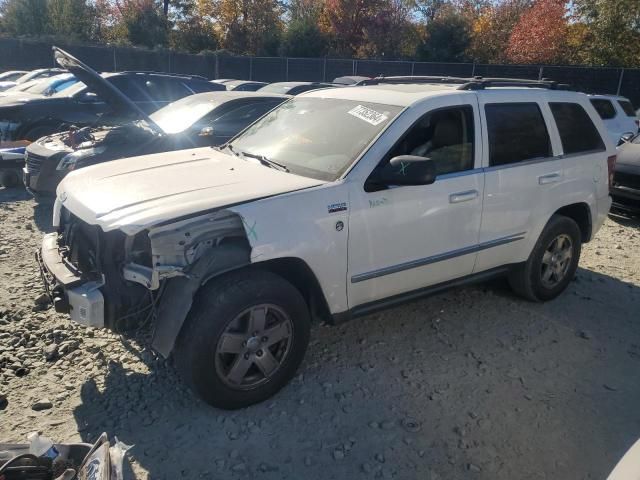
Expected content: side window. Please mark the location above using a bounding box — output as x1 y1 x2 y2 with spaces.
590 99 616 120
206 102 281 136
485 103 551 167
386 105 475 177
108 76 148 101
142 77 191 101
550 102 605 154
617 100 636 117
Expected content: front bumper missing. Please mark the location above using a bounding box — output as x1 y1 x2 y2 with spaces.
37 233 105 328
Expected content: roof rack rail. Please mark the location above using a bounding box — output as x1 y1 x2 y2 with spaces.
360 75 471 86
359 75 571 90
457 77 571 90
116 71 209 80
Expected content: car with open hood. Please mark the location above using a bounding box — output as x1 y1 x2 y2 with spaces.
0 47 223 143
39 76 613 409
23 90 289 195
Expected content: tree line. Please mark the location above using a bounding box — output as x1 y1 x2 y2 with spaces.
0 0 638 67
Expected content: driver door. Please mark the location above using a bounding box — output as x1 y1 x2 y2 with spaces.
347 100 484 309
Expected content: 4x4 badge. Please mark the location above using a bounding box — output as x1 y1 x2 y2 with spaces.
328 202 347 213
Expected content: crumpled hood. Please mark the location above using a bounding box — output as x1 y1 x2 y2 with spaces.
56 146 325 234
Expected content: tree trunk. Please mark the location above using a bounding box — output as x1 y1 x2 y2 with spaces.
163 0 169 16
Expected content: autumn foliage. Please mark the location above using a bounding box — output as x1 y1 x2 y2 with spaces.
0 0 639 67
505 0 568 64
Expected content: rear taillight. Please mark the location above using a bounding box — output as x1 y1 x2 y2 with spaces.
607 154 616 187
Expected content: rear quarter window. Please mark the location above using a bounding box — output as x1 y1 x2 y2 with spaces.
590 99 616 119
617 100 636 117
485 103 551 166
550 102 606 155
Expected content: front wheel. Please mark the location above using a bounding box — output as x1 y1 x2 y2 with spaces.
508 215 582 302
174 269 310 409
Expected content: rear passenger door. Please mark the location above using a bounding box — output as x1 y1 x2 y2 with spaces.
475 94 563 273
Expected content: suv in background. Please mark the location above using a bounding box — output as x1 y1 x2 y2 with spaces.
0 48 223 142
589 94 638 144
39 77 613 409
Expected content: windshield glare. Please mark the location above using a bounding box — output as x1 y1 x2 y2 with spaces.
150 96 219 134
231 97 401 181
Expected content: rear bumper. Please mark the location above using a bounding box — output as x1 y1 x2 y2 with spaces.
38 233 105 327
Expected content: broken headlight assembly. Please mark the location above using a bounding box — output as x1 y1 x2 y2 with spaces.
56 146 106 171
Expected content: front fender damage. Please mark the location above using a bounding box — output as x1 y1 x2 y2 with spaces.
151 242 250 356
121 210 250 357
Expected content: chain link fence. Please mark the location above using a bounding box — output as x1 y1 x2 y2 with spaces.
1 38 639 107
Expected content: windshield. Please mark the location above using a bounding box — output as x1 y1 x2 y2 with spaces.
150 95 220 134
231 97 402 181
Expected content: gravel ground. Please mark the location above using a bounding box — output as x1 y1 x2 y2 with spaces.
1 186 639 480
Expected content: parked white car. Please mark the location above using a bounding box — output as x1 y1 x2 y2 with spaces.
588 94 638 144
39 77 614 409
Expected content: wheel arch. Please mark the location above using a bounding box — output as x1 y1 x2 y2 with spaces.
553 202 593 243
151 247 330 358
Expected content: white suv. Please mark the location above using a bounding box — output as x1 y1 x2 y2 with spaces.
39 77 614 409
588 94 639 144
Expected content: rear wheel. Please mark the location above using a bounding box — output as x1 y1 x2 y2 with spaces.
174 269 310 409
508 215 582 301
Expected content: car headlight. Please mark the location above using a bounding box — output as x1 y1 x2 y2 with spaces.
56 146 106 171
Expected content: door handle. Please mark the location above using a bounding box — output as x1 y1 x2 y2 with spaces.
449 190 479 204
538 173 561 185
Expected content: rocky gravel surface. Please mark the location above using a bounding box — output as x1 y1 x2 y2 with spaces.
1 186 639 480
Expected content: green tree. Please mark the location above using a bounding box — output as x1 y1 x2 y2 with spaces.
0 0 49 36
415 6 472 62
199 0 283 55
48 0 96 41
120 0 169 48
573 0 640 67
281 19 329 57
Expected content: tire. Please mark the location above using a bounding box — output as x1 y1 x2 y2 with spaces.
23 125 56 142
0 169 20 188
174 269 311 409
508 215 582 302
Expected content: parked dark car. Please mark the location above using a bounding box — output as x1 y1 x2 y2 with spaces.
611 134 640 215
0 47 224 142
258 81 340 95
223 80 268 91
24 90 289 194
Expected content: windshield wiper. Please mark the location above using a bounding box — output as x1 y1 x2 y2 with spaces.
238 150 290 173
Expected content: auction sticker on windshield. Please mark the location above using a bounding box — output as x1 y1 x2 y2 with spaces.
348 105 389 126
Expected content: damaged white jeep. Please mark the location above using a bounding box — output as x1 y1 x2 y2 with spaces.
39 77 614 409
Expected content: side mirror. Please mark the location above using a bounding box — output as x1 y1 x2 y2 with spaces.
618 132 635 146
370 155 437 188
199 126 214 137
77 92 100 103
